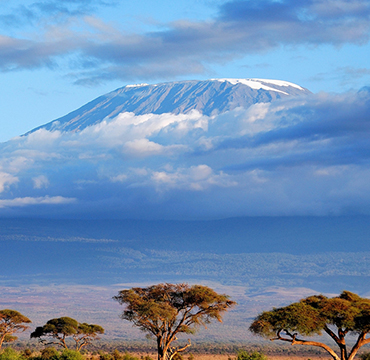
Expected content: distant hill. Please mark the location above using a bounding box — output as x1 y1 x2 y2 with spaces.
26 79 310 134
1 216 370 288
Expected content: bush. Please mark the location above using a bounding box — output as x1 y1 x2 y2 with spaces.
360 354 370 360
59 350 83 360
111 351 122 360
22 350 32 358
0 348 25 360
235 351 267 360
123 353 139 360
98 352 111 360
172 354 183 360
40 348 59 360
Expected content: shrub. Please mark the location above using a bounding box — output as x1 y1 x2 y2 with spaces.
123 353 139 360
98 352 111 360
235 351 267 360
111 351 122 360
0 348 25 360
360 354 370 360
172 354 183 360
22 350 32 358
59 350 83 360
40 348 59 360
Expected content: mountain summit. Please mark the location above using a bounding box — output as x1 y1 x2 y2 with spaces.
28 79 310 134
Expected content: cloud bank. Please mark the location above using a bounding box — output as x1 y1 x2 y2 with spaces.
0 0 370 84
1 89 370 218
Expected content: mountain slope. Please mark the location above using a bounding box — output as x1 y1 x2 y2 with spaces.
27 79 310 134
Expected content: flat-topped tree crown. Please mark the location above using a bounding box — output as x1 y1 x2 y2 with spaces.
31 317 104 351
0 309 31 349
113 283 236 360
250 291 370 360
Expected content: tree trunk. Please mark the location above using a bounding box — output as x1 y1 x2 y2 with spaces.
157 336 166 360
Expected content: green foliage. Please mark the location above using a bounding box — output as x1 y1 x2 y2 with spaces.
250 290 370 338
235 350 267 360
40 347 59 360
31 317 104 351
110 350 122 360
59 350 83 360
172 354 183 360
250 301 325 337
98 351 111 360
139 356 152 360
0 311 31 326
78 324 104 336
98 351 140 360
0 310 32 349
250 290 370 360
22 350 32 358
360 353 370 360
0 348 25 360
113 283 236 360
31 318 78 340
114 283 235 335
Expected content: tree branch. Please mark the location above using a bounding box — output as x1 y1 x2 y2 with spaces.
271 330 341 360
324 325 342 345
347 332 370 360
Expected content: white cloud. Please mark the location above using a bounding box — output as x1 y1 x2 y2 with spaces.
110 173 128 183
33 175 49 189
2 0 369 83
1 91 370 218
0 196 76 208
76 110 206 149
124 139 164 156
0 172 18 193
152 165 237 191
25 129 62 146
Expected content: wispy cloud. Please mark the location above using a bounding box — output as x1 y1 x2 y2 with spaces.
0 172 18 193
0 0 116 28
0 196 76 208
33 175 49 189
0 0 369 83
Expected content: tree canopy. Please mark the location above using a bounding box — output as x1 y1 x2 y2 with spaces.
250 290 370 360
30 317 104 351
0 309 31 349
113 283 236 360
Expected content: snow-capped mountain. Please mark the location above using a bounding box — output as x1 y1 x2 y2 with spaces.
2 78 370 222
28 79 310 134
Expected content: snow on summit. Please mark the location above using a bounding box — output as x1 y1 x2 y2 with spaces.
212 78 303 94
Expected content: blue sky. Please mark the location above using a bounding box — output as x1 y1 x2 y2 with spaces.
1 0 370 142
1 0 370 219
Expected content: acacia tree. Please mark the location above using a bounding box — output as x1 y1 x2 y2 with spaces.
0 309 32 349
30 317 104 351
113 283 236 360
250 291 370 360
